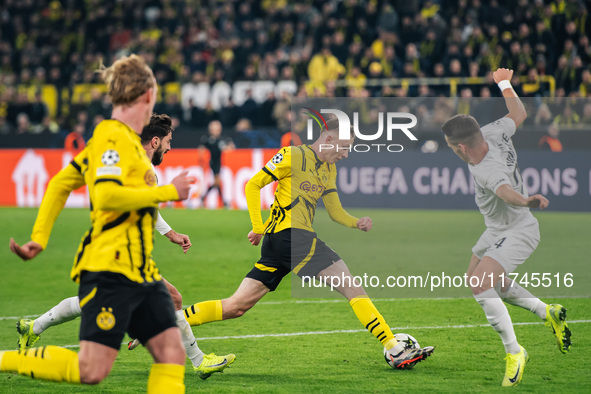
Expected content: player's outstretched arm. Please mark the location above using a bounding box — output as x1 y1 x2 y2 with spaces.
245 168 276 245
323 192 360 229
495 184 549 210
10 156 87 260
493 68 527 128
94 171 194 211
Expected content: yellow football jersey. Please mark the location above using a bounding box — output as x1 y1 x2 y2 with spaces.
71 120 177 284
246 145 358 234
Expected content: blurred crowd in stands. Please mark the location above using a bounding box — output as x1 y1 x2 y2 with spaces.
1 0 590 149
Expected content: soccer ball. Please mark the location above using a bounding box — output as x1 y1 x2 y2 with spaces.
383 333 421 369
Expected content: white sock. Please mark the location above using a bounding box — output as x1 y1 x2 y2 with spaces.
496 280 547 320
176 309 204 367
33 296 81 335
474 288 521 354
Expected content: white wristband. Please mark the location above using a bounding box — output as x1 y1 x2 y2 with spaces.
497 80 512 92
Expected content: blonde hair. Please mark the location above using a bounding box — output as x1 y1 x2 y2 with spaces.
98 54 155 106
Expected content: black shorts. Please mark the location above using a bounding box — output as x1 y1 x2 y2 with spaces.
246 229 341 291
78 271 177 350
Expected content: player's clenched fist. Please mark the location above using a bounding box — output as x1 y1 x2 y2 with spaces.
493 68 513 83
356 217 373 232
526 194 549 210
171 170 196 200
248 231 263 246
9 239 43 261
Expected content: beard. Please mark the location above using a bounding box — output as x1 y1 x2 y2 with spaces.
152 148 164 166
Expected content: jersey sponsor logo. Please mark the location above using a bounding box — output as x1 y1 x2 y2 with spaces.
101 150 120 165
300 181 325 194
96 307 116 330
271 153 284 164
144 169 157 186
96 166 122 176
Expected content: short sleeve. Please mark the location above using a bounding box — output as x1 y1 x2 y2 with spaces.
70 148 88 174
93 131 137 185
263 147 291 181
481 117 516 139
473 164 511 194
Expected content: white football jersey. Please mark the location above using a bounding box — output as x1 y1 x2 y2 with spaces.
468 117 533 230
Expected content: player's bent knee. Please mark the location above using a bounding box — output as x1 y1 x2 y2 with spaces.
78 341 116 385
80 374 105 385
79 364 109 385
470 286 483 296
470 283 491 296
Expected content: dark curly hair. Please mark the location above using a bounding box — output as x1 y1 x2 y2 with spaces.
141 113 173 143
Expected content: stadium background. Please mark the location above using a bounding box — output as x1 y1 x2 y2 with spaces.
1 1 590 392
1 0 591 148
1 0 591 210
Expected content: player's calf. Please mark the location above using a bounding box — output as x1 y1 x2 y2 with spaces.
221 300 250 319
146 327 186 365
162 278 183 310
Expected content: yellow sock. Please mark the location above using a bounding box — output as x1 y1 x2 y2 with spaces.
184 300 222 326
147 363 185 394
0 346 80 383
350 296 397 350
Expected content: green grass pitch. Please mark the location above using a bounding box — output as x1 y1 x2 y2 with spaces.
0 207 590 392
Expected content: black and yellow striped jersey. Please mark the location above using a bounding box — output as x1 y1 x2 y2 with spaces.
246 145 359 234
70 120 178 284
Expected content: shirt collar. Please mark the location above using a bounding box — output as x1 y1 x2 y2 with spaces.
304 144 324 170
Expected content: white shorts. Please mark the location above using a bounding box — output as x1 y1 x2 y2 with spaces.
472 216 540 274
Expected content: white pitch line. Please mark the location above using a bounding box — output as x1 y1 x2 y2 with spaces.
256 298 467 305
9 320 591 350
192 320 591 341
1 295 587 320
0 299 456 320
0 314 40 321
